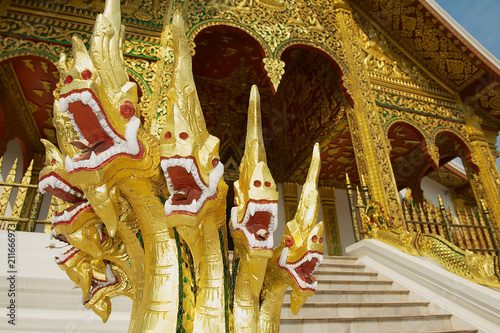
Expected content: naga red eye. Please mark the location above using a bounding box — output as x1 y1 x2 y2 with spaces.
254 180 261 187
65 75 73 85
82 70 92 80
312 235 318 243
212 158 219 167
265 181 272 187
319 237 323 244
285 237 294 247
120 101 135 119
164 131 172 140
179 132 189 140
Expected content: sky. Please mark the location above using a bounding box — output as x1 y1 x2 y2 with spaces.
434 0 500 172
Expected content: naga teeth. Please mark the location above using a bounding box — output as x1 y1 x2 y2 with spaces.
249 202 256 216
271 204 278 217
39 174 85 200
105 264 117 284
278 250 323 290
81 91 92 105
59 98 68 112
96 223 103 242
230 200 279 249
51 202 90 225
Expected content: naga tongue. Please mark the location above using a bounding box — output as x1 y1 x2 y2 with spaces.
173 188 190 201
295 258 318 284
72 141 111 161
246 211 271 240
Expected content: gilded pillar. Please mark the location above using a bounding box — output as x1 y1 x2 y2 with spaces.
282 182 298 222
332 1 404 225
463 116 500 237
319 186 342 256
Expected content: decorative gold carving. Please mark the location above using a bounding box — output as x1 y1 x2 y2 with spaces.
350 0 486 91
362 199 500 288
282 181 298 222
319 185 342 256
262 57 285 93
333 5 403 225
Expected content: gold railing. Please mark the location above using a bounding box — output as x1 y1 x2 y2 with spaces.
0 157 54 232
403 197 500 256
346 174 500 288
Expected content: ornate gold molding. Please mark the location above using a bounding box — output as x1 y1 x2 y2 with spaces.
319 185 342 256
282 181 298 222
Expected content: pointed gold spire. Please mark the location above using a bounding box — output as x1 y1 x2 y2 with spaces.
168 10 209 145
90 0 128 91
240 85 267 170
41 139 64 168
295 143 320 230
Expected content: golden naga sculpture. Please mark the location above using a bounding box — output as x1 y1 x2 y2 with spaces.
38 0 324 331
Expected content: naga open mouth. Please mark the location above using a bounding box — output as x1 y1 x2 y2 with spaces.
39 171 91 226
161 156 224 216
278 249 323 291
59 88 142 172
83 263 118 305
231 200 278 249
55 246 81 265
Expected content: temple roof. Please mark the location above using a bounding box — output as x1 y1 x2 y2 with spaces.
351 0 500 126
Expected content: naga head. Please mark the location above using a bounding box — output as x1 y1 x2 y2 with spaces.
38 139 105 259
54 0 158 237
55 246 131 322
58 0 141 177
272 143 324 314
230 85 279 295
160 12 226 231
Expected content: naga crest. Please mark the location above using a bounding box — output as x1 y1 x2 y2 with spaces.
40 0 324 331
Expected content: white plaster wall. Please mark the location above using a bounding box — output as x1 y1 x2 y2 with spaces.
334 188 356 255
274 183 287 247
420 176 455 212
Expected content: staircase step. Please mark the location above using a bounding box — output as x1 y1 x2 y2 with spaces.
320 256 359 265
318 262 367 272
280 314 453 333
407 331 478 333
284 289 411 303
281 301 431 318
315 270 380 281
317 279 393 291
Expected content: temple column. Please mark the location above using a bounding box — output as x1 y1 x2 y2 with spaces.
332 1 404 225
463 116 500 237
319 186 342 256
282 182 298 222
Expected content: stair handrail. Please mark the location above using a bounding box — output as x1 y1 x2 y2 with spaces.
346 175 500 289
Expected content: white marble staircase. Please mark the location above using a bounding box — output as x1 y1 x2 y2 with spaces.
279 256 478 333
